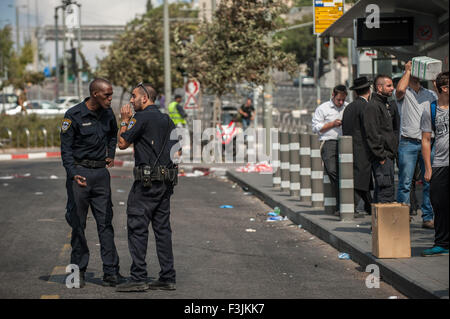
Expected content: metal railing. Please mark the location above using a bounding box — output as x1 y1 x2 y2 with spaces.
0 127 61 149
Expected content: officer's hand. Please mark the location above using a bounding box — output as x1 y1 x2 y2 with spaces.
74 175 87 187
120 104 133 121
106 157 114 168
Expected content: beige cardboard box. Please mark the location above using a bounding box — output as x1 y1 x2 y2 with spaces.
372 203 411 258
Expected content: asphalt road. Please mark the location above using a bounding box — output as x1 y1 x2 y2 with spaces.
0 158 405 299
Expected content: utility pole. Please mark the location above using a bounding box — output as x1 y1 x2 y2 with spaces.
164 0 172 104
62 9 68 96
54 6 61 100
263 0 273 155
328 36 335 88
77 2 82 99
15 7 20 51
347 38 353 102
315 36 321 105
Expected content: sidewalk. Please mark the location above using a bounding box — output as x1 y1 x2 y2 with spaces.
226 170 449 299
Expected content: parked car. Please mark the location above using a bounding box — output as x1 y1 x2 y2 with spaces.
0 93 19 114
55 96 80 111
293 76 315 87
6 100 65 117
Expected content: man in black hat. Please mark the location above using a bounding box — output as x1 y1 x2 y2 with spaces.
342 77 373 216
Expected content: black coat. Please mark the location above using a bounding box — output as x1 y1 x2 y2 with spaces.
363 93 400 163
342 96 373 191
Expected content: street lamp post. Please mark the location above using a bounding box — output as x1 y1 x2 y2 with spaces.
8 4 28 51
164 0 172 105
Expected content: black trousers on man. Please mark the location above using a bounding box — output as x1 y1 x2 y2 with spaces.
66 166 120 275
430 166 449 249
126 181 176 283
354 189 372 214
372 158 395 203
321 140 340 212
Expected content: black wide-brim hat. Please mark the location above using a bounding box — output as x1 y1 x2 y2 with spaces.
349 76 372 90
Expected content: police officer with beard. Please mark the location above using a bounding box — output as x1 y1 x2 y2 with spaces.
60 78 123 288
116 83 179 292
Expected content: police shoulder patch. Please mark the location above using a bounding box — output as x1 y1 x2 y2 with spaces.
61 118 72 133
128 118 137 130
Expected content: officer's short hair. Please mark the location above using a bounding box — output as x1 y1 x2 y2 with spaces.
140 83 157 102
89 78 111 95
175 94 182 100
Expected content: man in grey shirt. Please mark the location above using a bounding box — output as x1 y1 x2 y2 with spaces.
395 61 437 228
421 71 449 257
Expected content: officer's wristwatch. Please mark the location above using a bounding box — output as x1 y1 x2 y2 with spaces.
120 121 128 127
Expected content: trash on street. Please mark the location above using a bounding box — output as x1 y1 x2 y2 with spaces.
338 253 350 260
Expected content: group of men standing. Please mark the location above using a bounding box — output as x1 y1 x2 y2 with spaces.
312 66 449 257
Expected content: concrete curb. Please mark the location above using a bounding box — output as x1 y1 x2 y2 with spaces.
226 170 445 299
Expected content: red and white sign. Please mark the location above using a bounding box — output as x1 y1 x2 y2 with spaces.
184 79 200 109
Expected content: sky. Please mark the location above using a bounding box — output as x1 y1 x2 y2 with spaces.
0 0 190 69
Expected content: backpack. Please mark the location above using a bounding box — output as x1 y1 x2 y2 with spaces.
430 100 437 133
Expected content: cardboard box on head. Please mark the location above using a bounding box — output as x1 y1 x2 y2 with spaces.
372 203 411 259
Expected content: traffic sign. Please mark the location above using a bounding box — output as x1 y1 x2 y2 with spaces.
65 4 79 30
314 0 344 35
184 79 200 109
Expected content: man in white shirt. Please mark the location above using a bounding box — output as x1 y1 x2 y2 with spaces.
312 85 349 215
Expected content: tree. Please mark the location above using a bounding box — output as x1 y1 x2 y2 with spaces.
179 0 298 126
0 26 44 90
96 2 198 106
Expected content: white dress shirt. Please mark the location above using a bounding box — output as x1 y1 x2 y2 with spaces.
312 99 348 141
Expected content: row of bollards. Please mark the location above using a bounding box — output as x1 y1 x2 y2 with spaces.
271 130 355 221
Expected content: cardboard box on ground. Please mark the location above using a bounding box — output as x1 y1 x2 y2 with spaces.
372 203 411 259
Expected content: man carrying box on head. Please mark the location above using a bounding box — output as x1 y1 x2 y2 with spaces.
395 60 438 229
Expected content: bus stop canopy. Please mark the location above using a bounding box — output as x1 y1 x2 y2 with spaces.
319 0 449 62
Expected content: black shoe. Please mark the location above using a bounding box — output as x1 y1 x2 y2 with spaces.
116 279 149 292
102 273 126 287
148 280 176 291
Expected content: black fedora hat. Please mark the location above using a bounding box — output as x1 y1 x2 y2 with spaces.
349 76 371 90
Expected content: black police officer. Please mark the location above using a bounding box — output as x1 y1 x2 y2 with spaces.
60 78 123 288
115 83 178 292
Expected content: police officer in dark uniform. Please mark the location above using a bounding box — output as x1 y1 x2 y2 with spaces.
115 83 179 292
60 78 123 288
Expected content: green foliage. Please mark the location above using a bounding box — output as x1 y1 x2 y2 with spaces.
179 0 298 97
0 114 63 148
0 27 44 90
96 2 198 97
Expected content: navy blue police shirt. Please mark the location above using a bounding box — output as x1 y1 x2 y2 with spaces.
121 105 177 168
60 98 118 179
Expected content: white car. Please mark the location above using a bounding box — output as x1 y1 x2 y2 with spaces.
6 100 65 117
0 94 19 114
55 96 80 111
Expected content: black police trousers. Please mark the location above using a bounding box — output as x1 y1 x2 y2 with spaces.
126 181 176 283
65 167 120 275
